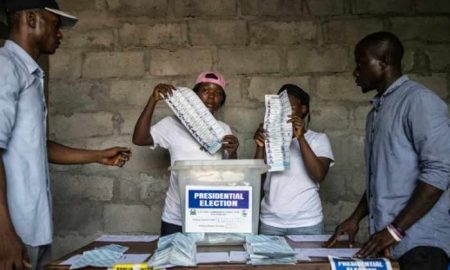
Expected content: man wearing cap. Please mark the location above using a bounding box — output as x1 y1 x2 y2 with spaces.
0 1 131 269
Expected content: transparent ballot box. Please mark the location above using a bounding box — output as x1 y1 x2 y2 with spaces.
171 159 268 245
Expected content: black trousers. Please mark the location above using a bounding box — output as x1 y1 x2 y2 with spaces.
160 220 182 236
398 246 449 270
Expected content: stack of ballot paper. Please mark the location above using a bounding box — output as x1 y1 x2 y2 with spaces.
264 90 292 171
245 235 296 265
164 87 227 154
148 233 199 268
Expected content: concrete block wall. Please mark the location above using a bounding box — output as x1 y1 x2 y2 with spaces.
47 0 450 257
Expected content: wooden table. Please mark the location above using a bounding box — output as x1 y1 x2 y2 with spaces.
46 238 399 270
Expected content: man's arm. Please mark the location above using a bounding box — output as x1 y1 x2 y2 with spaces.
0 150 26 270
47 141 130 166
356 182 444 257
325 192 369 247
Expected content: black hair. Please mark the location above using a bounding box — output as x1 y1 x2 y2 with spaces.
192 73 227 106
277 83 311 126
355 31 404 67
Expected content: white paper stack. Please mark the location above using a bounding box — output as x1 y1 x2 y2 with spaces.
164 87 227 154
263 90 292 171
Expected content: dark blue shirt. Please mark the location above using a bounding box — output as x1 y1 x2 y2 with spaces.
365 75 450 258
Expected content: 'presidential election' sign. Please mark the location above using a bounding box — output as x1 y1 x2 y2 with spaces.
329 256 393 270
185 185 252 233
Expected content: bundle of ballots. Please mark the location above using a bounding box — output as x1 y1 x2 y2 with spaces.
69 244 128 269
164 87 227 154
149 233 203 268
245 235 296 265
263 90 293 171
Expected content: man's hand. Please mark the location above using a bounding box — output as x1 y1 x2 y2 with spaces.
355 229 396 258
222 135 239 158
0 230 27 270
288 115 306 139
150 83 176 103
253 124 265 148
324 217 360 248
97 147 131 167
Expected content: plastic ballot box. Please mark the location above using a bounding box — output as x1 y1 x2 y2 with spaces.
171 159 268 241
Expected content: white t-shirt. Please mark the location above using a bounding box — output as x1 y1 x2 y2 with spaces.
151 115 232 226
260 130 335 228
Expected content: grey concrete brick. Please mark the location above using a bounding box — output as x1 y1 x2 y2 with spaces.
416 0 450 14
315 74 368 102
351 0 412 14
309 105 349 131
322 199 358 228
428 45 450 71
106 0 168 17
391 17 450 42
248 76 310 102
287 46 349 73
306 0 345 16
321 169 352 203
218 48 281 74
174 0 237 17
69 11 121 31
104 204 159 233
48 80 111 114
61 29 115 49
353 105 372 131
150 49 213 76
324 19 383 45
249 21 316 45
58 0 99 11
409 73 449 99
83 51 145 78
240 0 303 16
222 107 265 133
221 76 243 105
118 108 173 135
119 23 185 47
49 50 82 80
189 20 247 45
52 174 114 202
53 203 103 235
49 112 114 139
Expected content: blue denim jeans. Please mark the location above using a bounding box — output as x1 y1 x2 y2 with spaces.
259 221 324 236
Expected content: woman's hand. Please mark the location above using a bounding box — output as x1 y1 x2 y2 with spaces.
150 84 176 103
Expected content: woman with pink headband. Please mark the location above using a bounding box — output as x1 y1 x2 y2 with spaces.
132 72 240 236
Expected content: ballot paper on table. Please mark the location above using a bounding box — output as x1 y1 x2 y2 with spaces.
164 87 227 154
295 248 360 261
264 90 292 172
96 234 159 242
287 234 349 242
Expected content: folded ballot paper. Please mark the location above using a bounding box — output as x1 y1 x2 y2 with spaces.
245 235 296 265
163 87 228 154
264 90 293 171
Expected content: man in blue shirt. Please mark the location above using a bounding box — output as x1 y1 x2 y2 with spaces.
326 32 450 270
0 0 131 269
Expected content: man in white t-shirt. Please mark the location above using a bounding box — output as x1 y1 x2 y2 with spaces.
132 72 239 235
254 84 335 235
